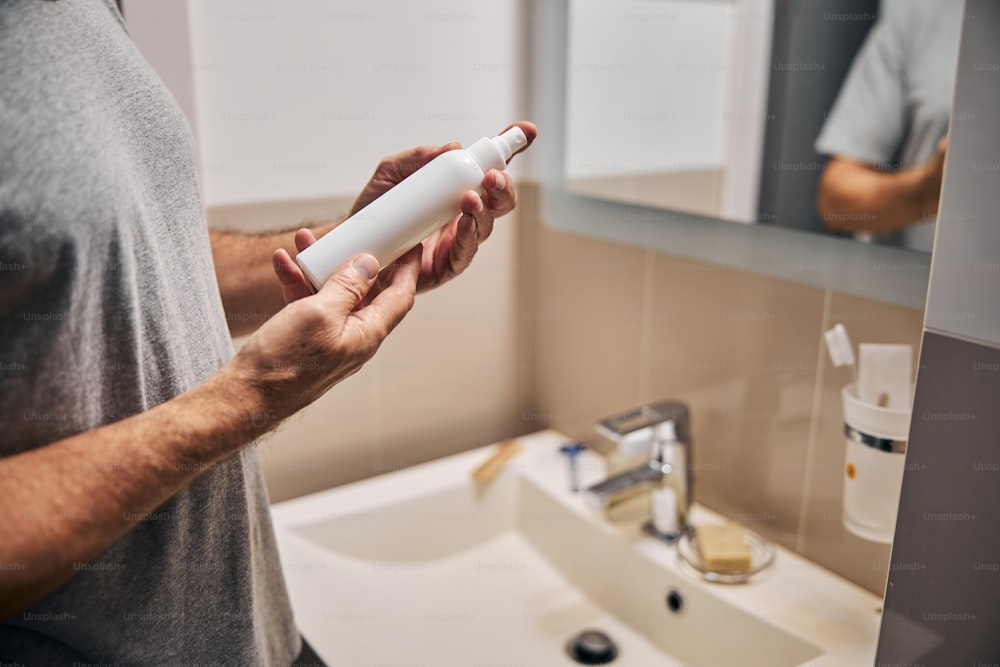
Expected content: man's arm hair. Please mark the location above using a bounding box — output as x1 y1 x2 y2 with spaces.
0 243 420 620
210 222 336 337
0 364 276 619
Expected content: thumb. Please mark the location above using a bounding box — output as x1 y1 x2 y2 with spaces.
315 253 380 318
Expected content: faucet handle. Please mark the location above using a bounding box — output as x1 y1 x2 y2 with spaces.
596 400 690 444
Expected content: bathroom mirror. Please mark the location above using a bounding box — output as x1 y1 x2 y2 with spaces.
531 0 953 309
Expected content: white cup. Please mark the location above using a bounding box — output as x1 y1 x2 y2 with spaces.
841 384 911 543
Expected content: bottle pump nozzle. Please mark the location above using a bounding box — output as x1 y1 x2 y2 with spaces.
467 127 528 172
496 126 528 161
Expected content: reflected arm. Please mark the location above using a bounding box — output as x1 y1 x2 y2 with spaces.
817 143 946 235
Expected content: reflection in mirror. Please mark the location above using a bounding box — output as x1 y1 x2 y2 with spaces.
565 0 963 252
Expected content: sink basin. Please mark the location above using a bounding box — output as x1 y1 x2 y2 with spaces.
272 430 881 666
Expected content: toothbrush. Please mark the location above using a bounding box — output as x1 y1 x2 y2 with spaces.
824 323 858 386
559 442 587 493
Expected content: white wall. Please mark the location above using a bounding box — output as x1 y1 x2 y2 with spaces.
121 1 199 137
187 0 523 206
566 0 733 177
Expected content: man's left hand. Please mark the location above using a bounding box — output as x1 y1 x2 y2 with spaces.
274 121 536 301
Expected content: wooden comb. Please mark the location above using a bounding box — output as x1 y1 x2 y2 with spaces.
471 440 522 484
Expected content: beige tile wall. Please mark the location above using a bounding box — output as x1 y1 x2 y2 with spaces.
521 185 925 595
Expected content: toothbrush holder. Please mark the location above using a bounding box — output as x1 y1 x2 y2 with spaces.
840 384 911 543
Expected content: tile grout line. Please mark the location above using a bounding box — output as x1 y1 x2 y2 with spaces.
795 288 833 554
636 249 656 402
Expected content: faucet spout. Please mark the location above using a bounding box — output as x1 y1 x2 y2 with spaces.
583 462 664 514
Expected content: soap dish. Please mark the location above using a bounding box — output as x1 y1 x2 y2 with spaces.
677 525 775 584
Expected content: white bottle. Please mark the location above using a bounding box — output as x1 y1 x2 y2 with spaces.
296 126 529 290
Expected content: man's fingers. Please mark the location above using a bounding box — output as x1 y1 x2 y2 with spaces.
459 191 493 243
936 136 949 159
272 249 316 303
272 249 301 286
381 142 461 181
313 253 380 320
294 228 318 253
351 143 463 215
482 170 515 214
355 246 420 336
447 214 479 276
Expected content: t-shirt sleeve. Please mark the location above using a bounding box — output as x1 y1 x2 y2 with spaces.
815 0 910 166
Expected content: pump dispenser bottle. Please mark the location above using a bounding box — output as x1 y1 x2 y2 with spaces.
296 126 530 290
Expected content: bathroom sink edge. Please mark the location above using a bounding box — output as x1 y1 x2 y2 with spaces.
271 429 882 666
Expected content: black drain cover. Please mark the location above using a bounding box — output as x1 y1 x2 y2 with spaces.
566 628 619 664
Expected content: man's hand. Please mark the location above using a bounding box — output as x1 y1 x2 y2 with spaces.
919 136 948 205
276 121 537 297
233 247 421 419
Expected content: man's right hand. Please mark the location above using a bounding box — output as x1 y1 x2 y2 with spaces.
229 244 422 422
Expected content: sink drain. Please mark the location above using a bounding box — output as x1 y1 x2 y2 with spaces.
565 628 619 664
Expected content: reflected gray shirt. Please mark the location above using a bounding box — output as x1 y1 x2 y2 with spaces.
0 0 298 663
815 0 965 252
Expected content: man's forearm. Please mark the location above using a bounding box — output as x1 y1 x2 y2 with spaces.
817 158 941 235
211 222 336 337
0 363 277 619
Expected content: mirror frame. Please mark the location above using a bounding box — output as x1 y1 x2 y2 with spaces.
529 0 932 310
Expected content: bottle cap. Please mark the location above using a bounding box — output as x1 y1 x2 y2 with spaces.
495 126 528 161
467 126 528 172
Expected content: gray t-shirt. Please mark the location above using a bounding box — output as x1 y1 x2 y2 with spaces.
0 0 298 663
815 0 965 252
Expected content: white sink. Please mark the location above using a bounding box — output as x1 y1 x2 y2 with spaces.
272 430 881 666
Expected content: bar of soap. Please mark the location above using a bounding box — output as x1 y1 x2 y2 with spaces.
696 523 752 574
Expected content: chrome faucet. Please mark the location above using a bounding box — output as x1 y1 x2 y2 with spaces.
584 401 692 540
